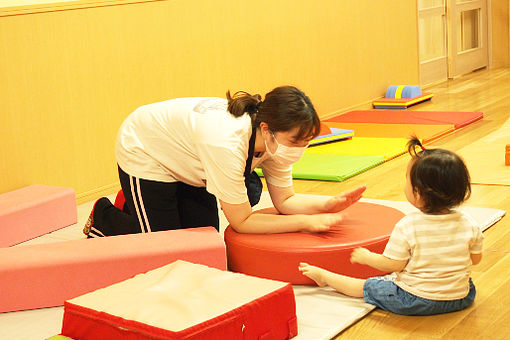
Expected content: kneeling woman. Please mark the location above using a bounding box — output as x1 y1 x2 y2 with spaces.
84 86 365 237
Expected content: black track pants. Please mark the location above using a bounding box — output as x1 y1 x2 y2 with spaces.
92 166 219 236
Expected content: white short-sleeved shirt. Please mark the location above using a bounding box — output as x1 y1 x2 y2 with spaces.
115 97 293 204
383 210 484 300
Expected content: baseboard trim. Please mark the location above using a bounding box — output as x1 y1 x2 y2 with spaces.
76 183 120 205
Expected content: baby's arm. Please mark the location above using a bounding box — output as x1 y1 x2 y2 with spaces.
351 247 408 272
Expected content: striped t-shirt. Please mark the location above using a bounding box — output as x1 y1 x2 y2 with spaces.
383 210 483 301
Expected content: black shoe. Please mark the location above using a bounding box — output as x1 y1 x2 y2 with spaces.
83 197 110 237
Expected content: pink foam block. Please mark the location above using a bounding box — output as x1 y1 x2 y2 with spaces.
0 185 77 247
0 227 226 313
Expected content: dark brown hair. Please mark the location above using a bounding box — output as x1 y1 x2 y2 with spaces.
226 86 321 141
407 136 471 214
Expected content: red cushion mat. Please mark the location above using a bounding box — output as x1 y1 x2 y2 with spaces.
325 110 483 129
225 202 405 284
62 261 297 340
324 122 454 143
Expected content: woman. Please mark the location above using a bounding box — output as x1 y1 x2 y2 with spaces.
84 86 366 237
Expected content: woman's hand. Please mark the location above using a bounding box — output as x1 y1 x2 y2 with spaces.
302 212 345 232
322 186 366 213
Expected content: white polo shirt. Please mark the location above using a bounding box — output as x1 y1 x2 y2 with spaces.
383 210 484 300
115 97 292 204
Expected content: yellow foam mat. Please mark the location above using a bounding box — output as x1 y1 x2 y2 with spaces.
305 137 409 160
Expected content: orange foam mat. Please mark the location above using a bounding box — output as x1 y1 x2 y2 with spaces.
0 227 226 313
225 202 405 284
0 185 77 247
61 261 297 340
325 122 454 143
325 110 483 129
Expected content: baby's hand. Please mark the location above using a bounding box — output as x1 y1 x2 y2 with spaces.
350 247 372 265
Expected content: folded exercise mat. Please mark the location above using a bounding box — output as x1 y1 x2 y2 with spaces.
325 110 483 129
373 93 434 109
310 128 354 146
325 122 454 144
457 118 510 185
0 227 226 313
225 202 405 284
306 137 408 160
0 185 77 247
61 260 297 340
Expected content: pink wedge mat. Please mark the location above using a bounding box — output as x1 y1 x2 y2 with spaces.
0 185 77 247
0 227 226 313
325 110 483 129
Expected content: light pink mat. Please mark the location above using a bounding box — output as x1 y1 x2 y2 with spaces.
0 185 77 247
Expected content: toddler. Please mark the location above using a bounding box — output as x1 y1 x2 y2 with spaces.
299 136 483 315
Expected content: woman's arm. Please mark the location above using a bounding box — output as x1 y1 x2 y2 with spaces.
220 199 344 234
267 184 366 215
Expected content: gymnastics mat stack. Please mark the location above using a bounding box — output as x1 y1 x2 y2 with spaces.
289 110 483 181
60 260 297 340
0 227 226 313
372 85 434 109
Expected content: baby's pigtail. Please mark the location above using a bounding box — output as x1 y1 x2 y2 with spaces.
407 135 425 158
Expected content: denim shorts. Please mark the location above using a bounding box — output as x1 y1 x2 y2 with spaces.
363 275 476 316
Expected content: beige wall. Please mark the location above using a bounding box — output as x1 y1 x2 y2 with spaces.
0 0 419 202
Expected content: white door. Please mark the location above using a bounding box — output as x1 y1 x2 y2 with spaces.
418 0 489 85
418 0 448 85
447 0 489 78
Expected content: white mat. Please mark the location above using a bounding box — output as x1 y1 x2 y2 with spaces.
0 193 505 340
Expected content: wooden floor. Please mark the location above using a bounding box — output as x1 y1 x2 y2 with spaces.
290 67 510 339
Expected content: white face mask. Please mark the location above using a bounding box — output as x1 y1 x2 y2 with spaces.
265 131 308 166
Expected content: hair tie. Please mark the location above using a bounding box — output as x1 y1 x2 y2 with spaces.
420 145 426 151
